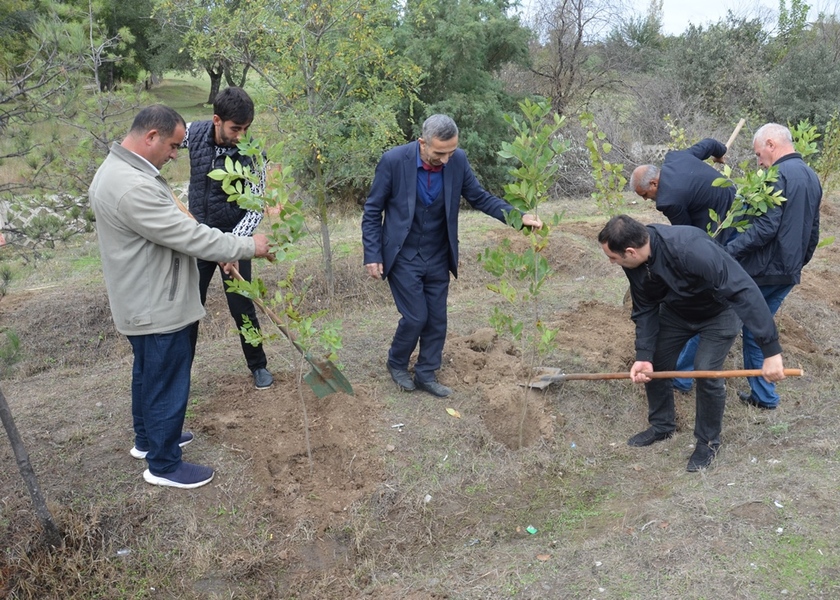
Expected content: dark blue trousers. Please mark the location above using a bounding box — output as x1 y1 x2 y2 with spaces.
386 252 450 383
128 323 197 475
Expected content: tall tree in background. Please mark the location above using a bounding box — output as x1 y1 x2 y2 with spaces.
663 13 769 120
154 0 255 103
235 0 421 296
1 0 145 251
604 0 664 73
763 13 840 126
527 0 626 115
394 0 530 191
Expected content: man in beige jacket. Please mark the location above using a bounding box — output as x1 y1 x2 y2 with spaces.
89 104 272 489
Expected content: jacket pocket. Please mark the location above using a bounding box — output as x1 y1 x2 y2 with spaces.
169 257 181 301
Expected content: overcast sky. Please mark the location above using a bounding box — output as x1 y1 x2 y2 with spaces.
629 0 815 35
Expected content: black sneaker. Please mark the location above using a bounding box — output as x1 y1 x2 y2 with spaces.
686 443 720 472
143 462 215 489
627 426 674 447
130 431 194 459
387 363 416 391
253 368 274 390
414 378 452 397
738 390 776 410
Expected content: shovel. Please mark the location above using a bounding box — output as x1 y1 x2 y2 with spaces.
527 367 804 390
226 265 354 398
725 118 746 150
171 192 353 398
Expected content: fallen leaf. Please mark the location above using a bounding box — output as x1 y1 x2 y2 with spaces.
446 407 461 418
536 554 551 561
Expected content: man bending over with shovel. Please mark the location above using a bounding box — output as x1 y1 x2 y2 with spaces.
598 215 785 471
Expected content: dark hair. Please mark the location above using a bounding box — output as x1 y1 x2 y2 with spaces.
213 87 254 124
422 114 458 142
597 214 650 254
129 104 185 138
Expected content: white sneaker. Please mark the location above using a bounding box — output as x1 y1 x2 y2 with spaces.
130 431 194 459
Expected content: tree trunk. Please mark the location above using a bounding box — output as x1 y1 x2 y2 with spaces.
0 384 63 548
206 64 223 104
312 155 335 298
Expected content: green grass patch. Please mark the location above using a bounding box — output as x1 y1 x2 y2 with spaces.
750 534 840 593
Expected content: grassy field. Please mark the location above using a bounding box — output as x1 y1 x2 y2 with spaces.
2 189 840 598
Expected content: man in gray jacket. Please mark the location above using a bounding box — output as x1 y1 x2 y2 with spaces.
89 104 272 489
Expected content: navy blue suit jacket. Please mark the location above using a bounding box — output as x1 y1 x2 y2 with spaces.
361 141 514 278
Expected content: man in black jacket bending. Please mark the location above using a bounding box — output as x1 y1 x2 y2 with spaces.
630 139 736 392
630 138 735 242
726 123 821 410
599 215 786 472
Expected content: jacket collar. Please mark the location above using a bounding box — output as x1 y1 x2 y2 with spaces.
109 142 159 176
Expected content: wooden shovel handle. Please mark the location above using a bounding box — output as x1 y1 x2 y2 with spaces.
725 118 746 150
557 368 803 381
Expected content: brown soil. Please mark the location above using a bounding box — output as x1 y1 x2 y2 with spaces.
1 197 838 598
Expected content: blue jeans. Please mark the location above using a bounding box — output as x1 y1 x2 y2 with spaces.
674 335 699 391
645 305 741 446
128 323 197 475
742 284 793 407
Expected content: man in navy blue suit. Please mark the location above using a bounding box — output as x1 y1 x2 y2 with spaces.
362 114 542 397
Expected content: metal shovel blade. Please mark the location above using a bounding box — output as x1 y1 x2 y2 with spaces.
303 355 355 398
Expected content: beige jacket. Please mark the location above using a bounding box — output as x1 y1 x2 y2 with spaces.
90 143 255 335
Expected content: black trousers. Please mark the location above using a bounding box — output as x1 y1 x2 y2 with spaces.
196 258 267 372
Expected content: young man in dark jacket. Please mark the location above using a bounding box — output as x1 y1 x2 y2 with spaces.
726 123 821 409
599 215 786 471
182 87 273 390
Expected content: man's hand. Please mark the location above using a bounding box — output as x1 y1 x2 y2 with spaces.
253 234 273 259
522 213 543 229
365 262 384 279
712 155 726 164
630 360 654 384
220 260 240 275
761 354 785 382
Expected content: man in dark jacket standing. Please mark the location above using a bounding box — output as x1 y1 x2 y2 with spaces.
599 215 786 471
182 87 273 390
362 114 541 397
726 123 822 409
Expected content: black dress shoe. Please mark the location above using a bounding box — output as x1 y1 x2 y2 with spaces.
387 364 415 391
627 426 674 447
738 390 776 410
414 378 452 397
686 442 720 472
